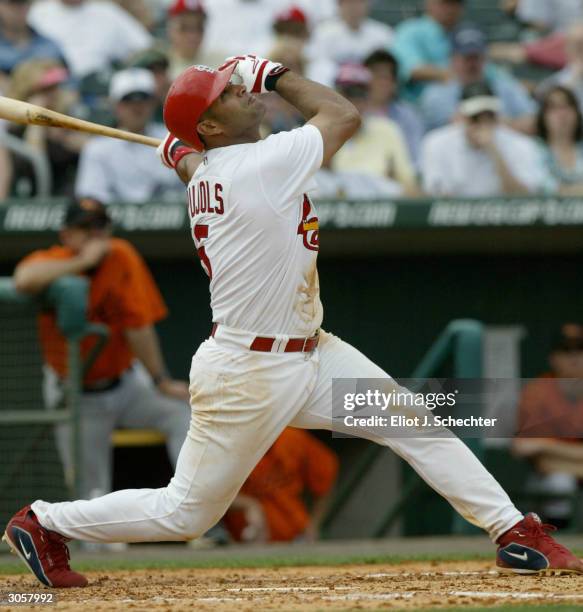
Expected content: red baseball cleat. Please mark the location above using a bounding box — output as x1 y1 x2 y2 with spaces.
497 512 583 575
2 505 87 588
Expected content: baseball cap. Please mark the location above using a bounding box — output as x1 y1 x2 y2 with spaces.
168 0 205 17
453 25 487 56
335 63 372 88
551 324 583 353
274 6 307 25
459 81 501 116
63 198 111 229
109 68 156 102
126 47 169 72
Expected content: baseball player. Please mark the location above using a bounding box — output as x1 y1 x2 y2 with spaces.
4 56 583 587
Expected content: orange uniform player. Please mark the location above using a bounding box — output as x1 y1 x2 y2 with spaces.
225 428 338 542
12 199 191 504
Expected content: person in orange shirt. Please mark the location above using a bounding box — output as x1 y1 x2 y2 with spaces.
513 323 583 526
13 198 191 502
224 428 338 542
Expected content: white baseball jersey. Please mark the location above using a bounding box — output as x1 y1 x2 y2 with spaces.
187 124 324 337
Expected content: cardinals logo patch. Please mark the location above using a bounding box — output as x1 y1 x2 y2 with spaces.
297 194 319 252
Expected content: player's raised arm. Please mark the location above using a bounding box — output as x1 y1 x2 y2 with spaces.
274 71 361 166
229 55 361 166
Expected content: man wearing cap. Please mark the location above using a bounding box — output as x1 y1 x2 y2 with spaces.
513 323 583 527
421 25 537 132
330 62 418 195
75 68 183 203
12 198 191 503
421 82 548 196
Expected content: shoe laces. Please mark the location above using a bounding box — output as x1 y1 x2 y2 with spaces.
45 532 72 570
524 520 568 555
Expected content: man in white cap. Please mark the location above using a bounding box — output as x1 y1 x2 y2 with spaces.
75 68 183 203
421 82 549 197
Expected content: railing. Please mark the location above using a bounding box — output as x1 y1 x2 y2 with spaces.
0 276 108 498
320 320 484 539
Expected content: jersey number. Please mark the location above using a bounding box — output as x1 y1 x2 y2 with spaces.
193 224 212 279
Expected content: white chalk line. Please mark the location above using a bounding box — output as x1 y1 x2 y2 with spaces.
323 590 583 603
364 570 499 578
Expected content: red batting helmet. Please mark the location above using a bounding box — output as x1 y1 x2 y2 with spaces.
163 63 236 151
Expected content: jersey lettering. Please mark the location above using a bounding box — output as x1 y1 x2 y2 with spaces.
193 223 212 278
187 180 225 217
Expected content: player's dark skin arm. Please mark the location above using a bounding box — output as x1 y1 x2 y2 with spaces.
125 325 190 401
274 71 362 165
13 238 109 294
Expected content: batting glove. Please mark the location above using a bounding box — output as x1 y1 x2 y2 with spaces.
219 54 289 94
157 132 196 169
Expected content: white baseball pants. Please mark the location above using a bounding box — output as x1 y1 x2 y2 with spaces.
32 329 522 543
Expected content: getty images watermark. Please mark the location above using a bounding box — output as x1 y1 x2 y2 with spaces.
331 378 533 439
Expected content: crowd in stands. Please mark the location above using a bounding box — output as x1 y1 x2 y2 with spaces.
3 0 583 201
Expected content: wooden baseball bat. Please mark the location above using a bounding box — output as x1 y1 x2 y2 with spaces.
0 96 162 148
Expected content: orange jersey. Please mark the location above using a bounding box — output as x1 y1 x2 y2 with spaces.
518 376 583 439
225 428 339 541
19 238 167 383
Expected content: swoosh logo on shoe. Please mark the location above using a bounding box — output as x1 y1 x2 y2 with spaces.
506 551 528 561
18 535 32 560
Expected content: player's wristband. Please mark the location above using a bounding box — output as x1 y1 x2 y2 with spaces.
265 66 290 92
172 145 196 167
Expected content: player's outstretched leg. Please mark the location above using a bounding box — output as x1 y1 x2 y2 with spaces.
292 330 583 575
3 505 87 588
3 340 315 587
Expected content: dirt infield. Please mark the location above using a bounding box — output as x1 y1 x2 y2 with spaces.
2 560 583 610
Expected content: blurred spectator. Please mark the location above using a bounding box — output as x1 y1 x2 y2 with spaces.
272 5 309 44
0 122 11 200
126 46 171 122
421 82 548 197
364 49 425 169
203 0 290 57
309 0 393 86
117 0 155 32
166 0 224 79
0 0 65 88
224 428 338 542
537 86 583 195
28 0 151 78
315 168 404 199
537 24 583 113
6 58 86 197
515 0 583 35
331 63 418 196
513 324 583 526
262 36 305 134
421 25 537 133
75 68 183 203
392 0 464 100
